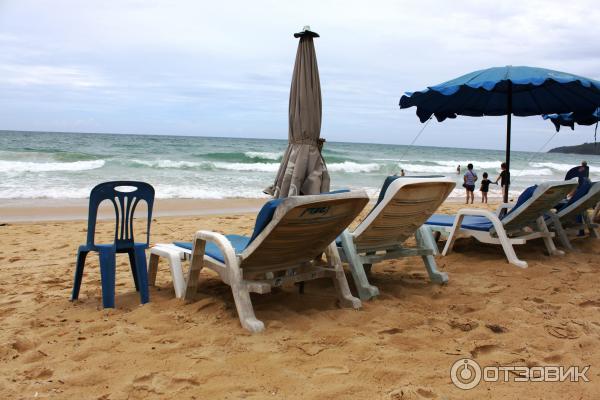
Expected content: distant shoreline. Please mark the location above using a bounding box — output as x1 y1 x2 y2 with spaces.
548 142 600 156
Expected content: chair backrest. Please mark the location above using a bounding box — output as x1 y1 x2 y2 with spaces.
500 180 577 232
352 176 455 251
239 191 369 275
86 181 155 248
557 181 600 220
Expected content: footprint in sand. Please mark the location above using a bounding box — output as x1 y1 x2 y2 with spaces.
470 344 499 358
579 299 600 307
448 318 479 332
389 385 437 399
312 366 350 376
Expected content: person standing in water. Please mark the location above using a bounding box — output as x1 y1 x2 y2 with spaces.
494 162 510 200
456 165 461 174
480 172 491 203
463 163 477 204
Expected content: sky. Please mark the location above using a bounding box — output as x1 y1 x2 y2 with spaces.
0 0 599 151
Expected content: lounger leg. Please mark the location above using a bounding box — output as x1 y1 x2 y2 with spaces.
148 252 159 287
183 238 206 301
547 213 574 251
338 231 379 301
418 225 440 256
416 226 448 284
536 216 564 256
491 227 528 268
583 212 600 238
71 248 88 301
325 242 362 309
442 215 465 256
98 248 117 308
133 246 150 304
227 260 265 333
127 250 140 291
149 248 186 299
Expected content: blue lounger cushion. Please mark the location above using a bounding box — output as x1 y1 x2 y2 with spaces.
172 197 283 262
174 235 251 263
426 184 539 231
426 214 494 231
555 180 592 212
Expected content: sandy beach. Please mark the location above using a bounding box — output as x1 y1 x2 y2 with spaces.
1 198 600 399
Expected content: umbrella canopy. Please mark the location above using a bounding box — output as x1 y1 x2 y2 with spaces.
266 26 330 198
400 65 600 202
543 108 600 131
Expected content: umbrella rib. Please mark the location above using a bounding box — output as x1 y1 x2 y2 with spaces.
560 82 600 110
435 87 484 118
526 88 548 116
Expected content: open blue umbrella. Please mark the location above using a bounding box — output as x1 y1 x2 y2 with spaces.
400 65 600 203
543 108 600 131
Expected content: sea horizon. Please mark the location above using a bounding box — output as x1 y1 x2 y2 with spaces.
2 129 599 201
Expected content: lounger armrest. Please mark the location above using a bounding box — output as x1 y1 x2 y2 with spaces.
193 230 238 265
455 208 504 235
495 203 512 215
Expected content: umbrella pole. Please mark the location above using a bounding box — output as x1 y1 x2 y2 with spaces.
504 81 513 205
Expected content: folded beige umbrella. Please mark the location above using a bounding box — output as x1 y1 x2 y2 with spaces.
265 26 330 198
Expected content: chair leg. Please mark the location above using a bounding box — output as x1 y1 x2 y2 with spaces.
226 259 265 333
71 249 88 301
494 227 528 268
442 215 465 256
416 226 448 284
127 250 140 291
149 247 186 299
339 231 379 301
148 252 159 287
98 248 117 308
325 242 362 309
547 213 574 251
536 216 564 256
583 212 600 238
132 246 150 304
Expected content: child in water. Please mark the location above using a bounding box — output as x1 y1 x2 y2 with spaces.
480 172 491 203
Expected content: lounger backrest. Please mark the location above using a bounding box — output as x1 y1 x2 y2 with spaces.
500 180 577 232
352 177 455 251
558 182 600 220
239 191 369 274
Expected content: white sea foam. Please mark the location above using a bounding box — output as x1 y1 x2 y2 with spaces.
0 159 105 172
244 151 282 160
400 163 456 173
530 161 600 173
511 168 554 176
212 162 281 172
153 185 270 199
433 160 504 169
327 162 381 173
131 159 206 168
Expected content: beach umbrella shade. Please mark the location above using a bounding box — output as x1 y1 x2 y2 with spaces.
543 108 600 132
399 65 600 203
265 26 330 198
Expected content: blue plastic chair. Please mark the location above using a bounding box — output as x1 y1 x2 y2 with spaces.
71 181 155 308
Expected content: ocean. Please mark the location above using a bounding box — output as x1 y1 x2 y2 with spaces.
1 130 599 200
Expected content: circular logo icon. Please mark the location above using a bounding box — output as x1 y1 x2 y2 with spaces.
450 358 482 390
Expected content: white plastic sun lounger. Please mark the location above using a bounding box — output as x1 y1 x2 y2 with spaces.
426 180 578 268
148 191 369 333
336 176 455 300
546 181 600 250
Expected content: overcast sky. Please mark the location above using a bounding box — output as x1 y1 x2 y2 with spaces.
1 0 599 151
